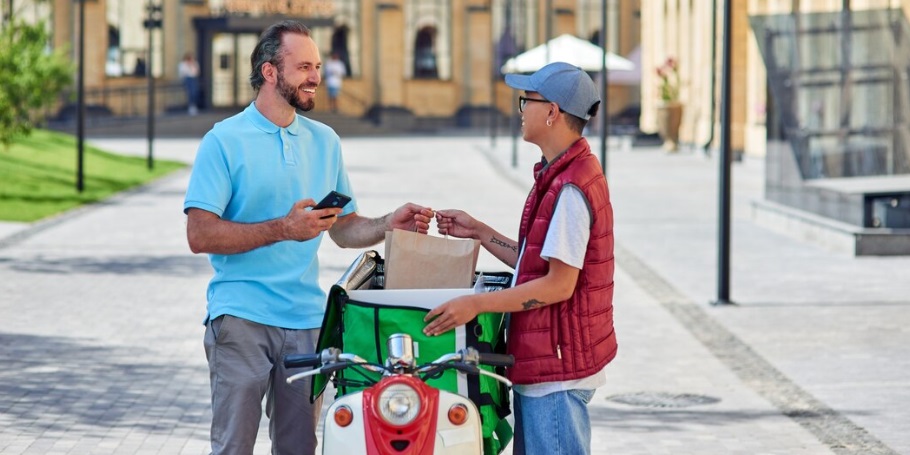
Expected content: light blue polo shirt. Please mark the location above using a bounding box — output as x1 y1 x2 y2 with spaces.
184 102 357 329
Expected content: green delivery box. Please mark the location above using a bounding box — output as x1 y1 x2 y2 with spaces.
312 250 513 454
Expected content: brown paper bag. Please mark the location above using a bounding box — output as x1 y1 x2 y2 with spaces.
384 228 481 289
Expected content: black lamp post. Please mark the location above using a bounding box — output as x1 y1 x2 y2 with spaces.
76 0 85 192
144 0 162 171
713 0 734 306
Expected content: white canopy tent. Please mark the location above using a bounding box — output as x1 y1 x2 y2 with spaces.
608 45 642 85
500 34 634 74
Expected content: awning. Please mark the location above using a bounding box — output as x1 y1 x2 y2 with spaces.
500 34 634 74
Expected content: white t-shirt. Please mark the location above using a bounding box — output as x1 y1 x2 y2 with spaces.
324 59 345 89
511 184 607 397
178 59 199 79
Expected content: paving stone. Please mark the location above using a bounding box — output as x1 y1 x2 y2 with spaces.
0 136 906 454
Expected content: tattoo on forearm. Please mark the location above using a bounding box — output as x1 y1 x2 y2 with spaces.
490 236 517 253
521 299 546 310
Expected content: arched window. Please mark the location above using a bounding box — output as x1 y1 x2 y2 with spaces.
406 0 450 80
330 0 360 77
413 27 438 79
331 26 352 77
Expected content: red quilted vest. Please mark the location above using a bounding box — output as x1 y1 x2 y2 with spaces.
506 137 617 385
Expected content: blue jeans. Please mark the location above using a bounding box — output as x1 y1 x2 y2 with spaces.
183 76 199 107
513 389 595 455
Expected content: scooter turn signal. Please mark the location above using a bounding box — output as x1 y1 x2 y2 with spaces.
447 404 468 426
334 405 354 427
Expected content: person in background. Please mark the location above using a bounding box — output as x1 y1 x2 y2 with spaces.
324 51 345 112
133 57 147 77
183 20 434 455
423 62 617 455
178 52 200 115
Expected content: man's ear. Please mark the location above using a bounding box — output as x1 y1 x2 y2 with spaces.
550 104 561 120
261 61 277 84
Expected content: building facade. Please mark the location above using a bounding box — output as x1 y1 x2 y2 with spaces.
641 0 910 247
2 0 640 124
642 0 910 160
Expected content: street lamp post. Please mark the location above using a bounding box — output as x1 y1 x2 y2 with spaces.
489 0 497 148
76 0 85 192
713 0 734 306
144 1 162 171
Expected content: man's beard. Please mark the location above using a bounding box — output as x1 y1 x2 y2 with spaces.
277 71 315 112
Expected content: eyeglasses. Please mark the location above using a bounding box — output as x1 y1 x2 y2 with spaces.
518 96 552 113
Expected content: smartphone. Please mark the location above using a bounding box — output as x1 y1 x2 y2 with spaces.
313 191 351 218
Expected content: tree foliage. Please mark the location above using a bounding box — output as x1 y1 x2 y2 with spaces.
0 20 74 148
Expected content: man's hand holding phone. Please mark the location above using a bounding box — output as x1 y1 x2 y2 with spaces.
312 191 351 219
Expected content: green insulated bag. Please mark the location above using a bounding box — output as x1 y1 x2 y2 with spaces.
311 251 513 455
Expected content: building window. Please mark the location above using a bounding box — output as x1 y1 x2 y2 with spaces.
329 0 359 77
106 0 159 78
413 27 438 78
330 26 352 76
752 7 910 178
406 0 451 80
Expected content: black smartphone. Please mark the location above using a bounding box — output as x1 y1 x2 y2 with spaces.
313 191 351 218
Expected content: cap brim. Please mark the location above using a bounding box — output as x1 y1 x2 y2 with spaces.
504 74 536 92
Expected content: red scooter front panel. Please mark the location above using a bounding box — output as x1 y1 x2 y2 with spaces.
362 376 440 455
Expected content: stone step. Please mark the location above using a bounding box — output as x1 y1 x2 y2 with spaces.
44 109 417 138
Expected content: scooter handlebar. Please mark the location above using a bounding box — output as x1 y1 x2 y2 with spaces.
284 353 322 369
478 353 514 367
284 348 343 369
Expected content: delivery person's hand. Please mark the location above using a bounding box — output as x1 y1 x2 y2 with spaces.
423 295 479 336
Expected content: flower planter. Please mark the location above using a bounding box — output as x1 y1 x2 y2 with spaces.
656 102 683 152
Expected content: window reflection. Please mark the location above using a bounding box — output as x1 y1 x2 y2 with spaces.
751 8 910 179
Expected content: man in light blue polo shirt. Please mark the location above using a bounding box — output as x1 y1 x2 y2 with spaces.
183 20 433 455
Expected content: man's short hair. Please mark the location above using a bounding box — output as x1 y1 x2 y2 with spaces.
249 21 311 91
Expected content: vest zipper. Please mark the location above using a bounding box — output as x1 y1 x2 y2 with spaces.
556 344 562 359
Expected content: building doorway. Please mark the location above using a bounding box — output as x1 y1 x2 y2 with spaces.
210 32 258 107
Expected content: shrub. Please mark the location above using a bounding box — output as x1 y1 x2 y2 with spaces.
0 20 74 148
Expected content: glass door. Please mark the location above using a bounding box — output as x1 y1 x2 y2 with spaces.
210 33 260 107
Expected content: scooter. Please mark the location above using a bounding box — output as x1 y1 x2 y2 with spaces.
285 333 513 454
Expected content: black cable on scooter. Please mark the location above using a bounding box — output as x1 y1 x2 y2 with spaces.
333 362 385 389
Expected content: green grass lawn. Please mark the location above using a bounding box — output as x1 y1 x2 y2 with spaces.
0 129 186 222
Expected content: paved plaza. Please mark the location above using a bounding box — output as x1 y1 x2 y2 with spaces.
1 134 908 454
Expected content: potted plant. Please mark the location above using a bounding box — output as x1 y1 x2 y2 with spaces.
656 57 683 152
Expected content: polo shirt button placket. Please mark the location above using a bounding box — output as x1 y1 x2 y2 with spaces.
280 129 295 165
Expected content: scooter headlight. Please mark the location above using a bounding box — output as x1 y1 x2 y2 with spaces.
377 383 420 426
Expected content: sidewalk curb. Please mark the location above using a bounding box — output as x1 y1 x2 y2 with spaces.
0 168 191 250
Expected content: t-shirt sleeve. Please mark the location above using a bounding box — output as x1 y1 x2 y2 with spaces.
330 136 357 217
540 185 590 269
183 132 232 217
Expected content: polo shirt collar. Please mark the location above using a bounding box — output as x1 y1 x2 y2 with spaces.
245 101 300 135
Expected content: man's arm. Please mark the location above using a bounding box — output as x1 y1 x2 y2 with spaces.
186 199 341 255
328 203 434 249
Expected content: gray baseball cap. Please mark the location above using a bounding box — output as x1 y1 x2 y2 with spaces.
505 62 601 120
